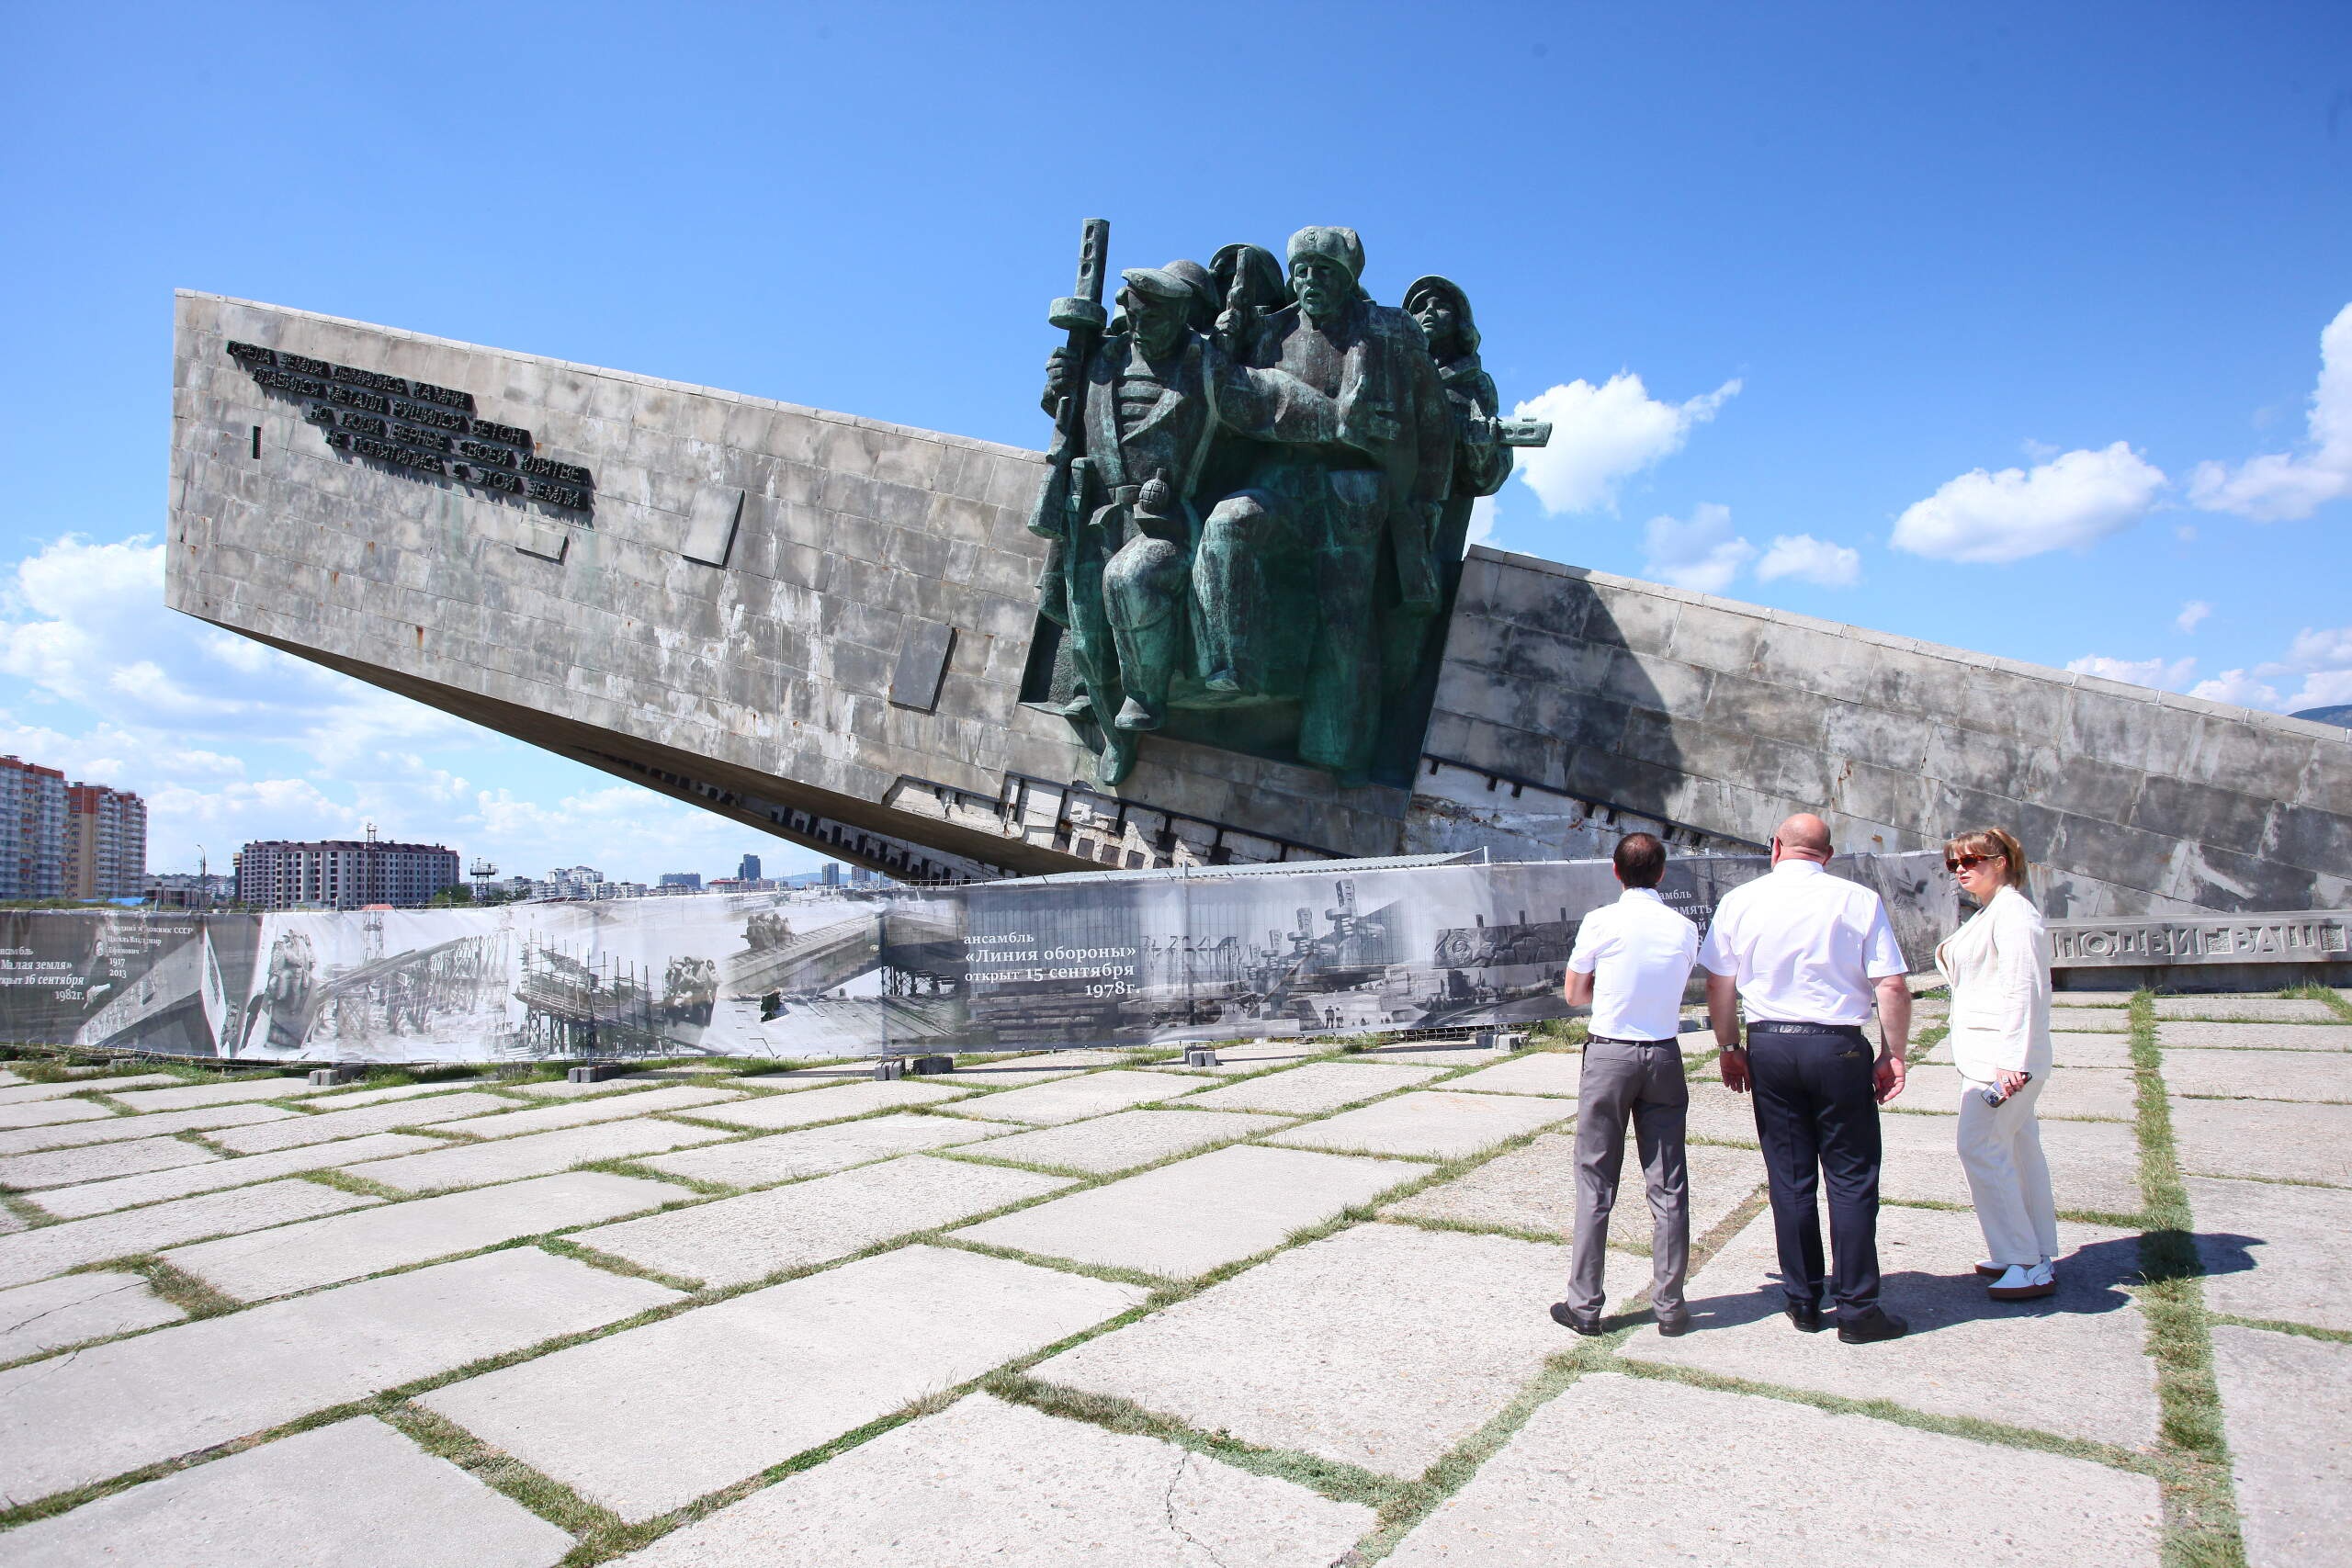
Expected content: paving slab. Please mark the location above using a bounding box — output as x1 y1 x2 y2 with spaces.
336 1117 737 1193
1443 1050 1585 1098
2047 1006 2132 1032
508 1077 682 1100
29 1132 451 1219
0 1270 184 1361
0 1415 576 1568
0 1100 296 1156
2154 996 2342 1023
682 1079 967 1131
1268 1089 1575 1159
205 1090 531 1153
1385 1134 1763 1258
1676 1029 1728 1054
2188 1176 2352 1334
954 1068 1206 1124
610 1392 1374 1567
1192 1041 1319 1075
911 1064 1086 1087
1350 1044 1513 1067
956 1143 1422 1279
0 1180 382 1289
1622 1204 2158 1449
1684 1079 1761 1145
0 1247 677 1504
2165 1048 2352 1103
639 1113 1019 1188
424 1084 747 1140
0 1134 219 1190
1879 1104 2145 1216
966 1108 1295 1175
1181 1061 1445 1115
2210 1325 2352 1568
421 1245 1145 1523
972 1048 1161 1069
1384 1371 2160 1567
1893 1065 2139 1121
575 1156 1069 1288
2160 1021 2352 1050
301 1080 500 1110
1035 1222 1566 1478
1927 1031 2136 1069
0 1098 114 1131
0 1074 175 1106
104 1077 325 1111
162 1170 677 1301
2171 1098 2352 1187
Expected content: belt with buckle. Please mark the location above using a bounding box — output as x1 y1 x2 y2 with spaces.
1589 1033 1679 1046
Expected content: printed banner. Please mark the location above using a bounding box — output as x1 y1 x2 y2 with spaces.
0 852 1949 1063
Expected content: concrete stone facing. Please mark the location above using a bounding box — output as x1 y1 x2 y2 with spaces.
169 295 2350 902
1033 1223 1571 1479
0 1248 677 1504
2211 1326 2352 1568
418 1246 1145 1523
1384 1372 2162 1567
0 1416 577 1568
610 1393 1375 1567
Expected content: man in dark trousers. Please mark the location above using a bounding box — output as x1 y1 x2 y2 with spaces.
1702 813 1913 1342
1551 832 1700 1337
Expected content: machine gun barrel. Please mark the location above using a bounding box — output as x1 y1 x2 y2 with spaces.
1494 417 1552 448
1026 218 1111 547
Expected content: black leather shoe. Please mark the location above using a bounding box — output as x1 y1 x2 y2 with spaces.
1655 1313 1692 1337
1838 1308 1909 1344
1782 1299 1825 1333
1549 1302 1603 1336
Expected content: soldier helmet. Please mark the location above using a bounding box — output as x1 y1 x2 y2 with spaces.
1403 275 1482 356
1285 225 1365 282
1211 243 1291 310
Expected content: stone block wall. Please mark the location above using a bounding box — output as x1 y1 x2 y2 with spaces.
1424 548 2352 917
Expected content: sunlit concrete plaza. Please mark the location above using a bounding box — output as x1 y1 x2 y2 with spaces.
0 994 2345 1565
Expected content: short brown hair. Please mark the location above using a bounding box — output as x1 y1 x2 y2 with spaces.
1944 826 2028 888
1614 832 1666 888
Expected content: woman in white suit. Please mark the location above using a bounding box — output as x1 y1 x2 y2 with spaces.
1935 827 2059 1302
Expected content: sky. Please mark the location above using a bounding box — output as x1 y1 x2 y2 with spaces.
1 2 2348 884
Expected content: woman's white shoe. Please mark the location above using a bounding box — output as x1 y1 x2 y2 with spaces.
1987 1260 2056 1301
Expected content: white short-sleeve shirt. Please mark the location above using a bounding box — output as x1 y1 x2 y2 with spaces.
1566 886 1700 1042
1695 860 1908 1026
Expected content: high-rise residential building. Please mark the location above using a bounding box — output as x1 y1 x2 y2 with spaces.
738 852 762 882
232 839 459 909
0 757 68 899
65 784 147 900
821 863 840 887
659 872 702 890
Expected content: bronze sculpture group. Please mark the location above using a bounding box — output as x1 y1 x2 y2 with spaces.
1028 221 1547 788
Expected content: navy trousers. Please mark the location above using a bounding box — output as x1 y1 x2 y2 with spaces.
1747 1022 1882 1320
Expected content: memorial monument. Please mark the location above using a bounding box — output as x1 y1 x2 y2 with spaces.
164 221 2352 917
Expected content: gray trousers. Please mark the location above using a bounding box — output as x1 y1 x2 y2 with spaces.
1566 1038 1690 1318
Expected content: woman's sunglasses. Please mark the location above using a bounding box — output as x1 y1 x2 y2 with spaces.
1945 853 1997 874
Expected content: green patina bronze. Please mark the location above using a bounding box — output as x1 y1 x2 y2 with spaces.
1023 221 1548 789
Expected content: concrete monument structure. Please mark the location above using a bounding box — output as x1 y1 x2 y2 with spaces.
166 244 2352 916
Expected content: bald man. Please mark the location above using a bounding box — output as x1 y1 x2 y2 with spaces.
1699 814 1913 1343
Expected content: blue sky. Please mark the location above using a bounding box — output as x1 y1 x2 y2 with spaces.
2 2 2347 883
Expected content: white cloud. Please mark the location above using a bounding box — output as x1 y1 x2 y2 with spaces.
2256 624 2352 712
2066 654 2198 691
2175 600 2212 634
1891 443 2167 564
2188 670 2284 709
1511 372 1741 515
1465 492 1498 549
1642 503 1755 592
1755 534 1861 587
2188 301 2352 521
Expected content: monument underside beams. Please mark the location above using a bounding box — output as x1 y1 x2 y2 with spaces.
167 294 2350 912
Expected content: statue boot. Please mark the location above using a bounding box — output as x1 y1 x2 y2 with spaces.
1104 529 1189 734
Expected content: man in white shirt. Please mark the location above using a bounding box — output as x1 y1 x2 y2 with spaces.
1701 813 1913 1344
1550 833 1701 1337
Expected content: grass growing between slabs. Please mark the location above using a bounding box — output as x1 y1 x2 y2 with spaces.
2126 989 2248 1568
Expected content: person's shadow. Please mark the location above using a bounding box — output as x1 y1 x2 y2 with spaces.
1663 1231 2263 1334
